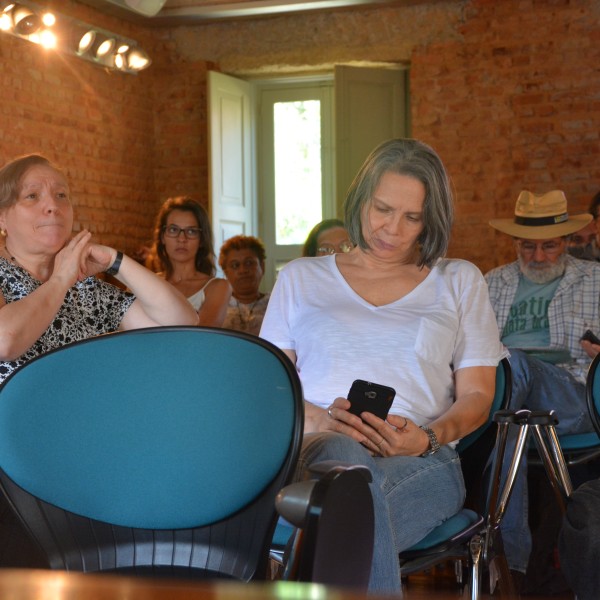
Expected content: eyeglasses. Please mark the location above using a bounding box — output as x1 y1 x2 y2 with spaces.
316 240 355 255
226 257 260 271
163 224 201 240
516 240 563 255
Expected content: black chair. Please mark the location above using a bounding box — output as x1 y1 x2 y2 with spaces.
0 327 304 581
399 358 515 599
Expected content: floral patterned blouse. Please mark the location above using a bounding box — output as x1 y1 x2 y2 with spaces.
0 257 135 384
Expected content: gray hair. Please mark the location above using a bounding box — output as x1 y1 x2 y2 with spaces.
343 138 454 268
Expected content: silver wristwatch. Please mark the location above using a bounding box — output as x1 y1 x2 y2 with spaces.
419 425 441 456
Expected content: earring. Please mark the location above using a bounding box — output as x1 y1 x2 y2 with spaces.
0 229 6 237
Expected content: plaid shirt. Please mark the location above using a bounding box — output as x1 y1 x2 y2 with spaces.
485 255 600 383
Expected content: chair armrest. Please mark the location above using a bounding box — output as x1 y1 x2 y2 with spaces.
275 462 374 588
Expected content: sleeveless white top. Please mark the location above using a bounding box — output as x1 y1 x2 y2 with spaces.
187 278 215 311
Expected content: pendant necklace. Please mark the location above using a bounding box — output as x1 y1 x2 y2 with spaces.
236 294 263 327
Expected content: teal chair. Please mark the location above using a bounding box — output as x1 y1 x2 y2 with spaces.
0 327 303 581
399 358 514 599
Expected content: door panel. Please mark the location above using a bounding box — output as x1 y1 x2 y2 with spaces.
335 65 409 213
208 71 255 270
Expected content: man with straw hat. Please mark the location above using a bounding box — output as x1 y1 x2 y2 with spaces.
486 189 600 586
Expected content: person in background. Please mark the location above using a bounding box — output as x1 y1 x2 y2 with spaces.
149 196 231 327
261 138 506 592
302 218 354 257
219 235 269 336
567 217 597 260
567 190 600 261
485 189 600 584
0 153 198 566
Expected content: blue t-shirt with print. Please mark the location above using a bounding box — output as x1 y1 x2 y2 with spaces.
501 275 561 348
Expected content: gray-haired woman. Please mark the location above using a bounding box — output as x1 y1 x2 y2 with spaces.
260 138 507 592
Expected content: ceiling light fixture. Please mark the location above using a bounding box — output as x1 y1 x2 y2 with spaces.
12 4 41 35
0 0 152 74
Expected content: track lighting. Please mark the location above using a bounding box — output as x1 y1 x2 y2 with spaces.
0 0 152 74
12 5 40 35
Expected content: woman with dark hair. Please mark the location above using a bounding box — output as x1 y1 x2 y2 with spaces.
302 218 353 257
150 196 231 326
219 235 269 335
261 138 507 592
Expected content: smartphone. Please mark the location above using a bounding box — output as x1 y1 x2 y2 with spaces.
581 329 600 346
347 379 396 420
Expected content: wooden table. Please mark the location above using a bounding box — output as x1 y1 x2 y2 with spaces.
0 569 374 600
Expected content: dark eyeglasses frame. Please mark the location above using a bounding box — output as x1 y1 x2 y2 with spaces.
162 224 202 240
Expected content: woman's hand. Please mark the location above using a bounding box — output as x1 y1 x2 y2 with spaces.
78 240 116 279
324 400 429 456
359 412 430 457
50 230 95 286
306 398 368 444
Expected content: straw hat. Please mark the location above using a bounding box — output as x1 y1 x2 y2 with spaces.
489 190 593 240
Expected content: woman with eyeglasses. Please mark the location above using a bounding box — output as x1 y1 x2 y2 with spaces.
218 235 270 336
261 139 506 593
149 196 231 327
302 218 354 257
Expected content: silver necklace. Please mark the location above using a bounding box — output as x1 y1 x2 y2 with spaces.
235 294 263 326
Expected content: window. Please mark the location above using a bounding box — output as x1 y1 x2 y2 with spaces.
258 77 334 289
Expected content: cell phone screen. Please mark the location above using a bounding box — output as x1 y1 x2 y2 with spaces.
347 379 396 420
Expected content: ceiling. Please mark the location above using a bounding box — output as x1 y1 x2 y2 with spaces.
80 0 404 25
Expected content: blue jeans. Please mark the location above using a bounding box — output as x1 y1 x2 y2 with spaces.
299 432 465 594
499 349 594 573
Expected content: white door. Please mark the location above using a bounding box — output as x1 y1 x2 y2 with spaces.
208 71 255 273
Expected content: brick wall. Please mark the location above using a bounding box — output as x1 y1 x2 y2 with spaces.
1 0 598 273
0 1 209 257
168 0 600 273
411 0 600 271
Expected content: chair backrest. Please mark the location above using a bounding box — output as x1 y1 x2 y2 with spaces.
458 357 512 454
0 326 303 580
458 358 512 512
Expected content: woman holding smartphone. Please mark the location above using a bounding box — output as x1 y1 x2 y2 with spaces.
260 138 507 593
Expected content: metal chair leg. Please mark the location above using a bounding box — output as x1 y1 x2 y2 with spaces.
469 534 483 600
527 410 573 512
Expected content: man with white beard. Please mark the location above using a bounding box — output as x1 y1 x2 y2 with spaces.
485 189 600 586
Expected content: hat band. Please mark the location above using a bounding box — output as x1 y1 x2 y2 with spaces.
514 212 569 227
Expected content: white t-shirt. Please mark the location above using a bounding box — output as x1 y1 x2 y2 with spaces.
260 255 506 427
